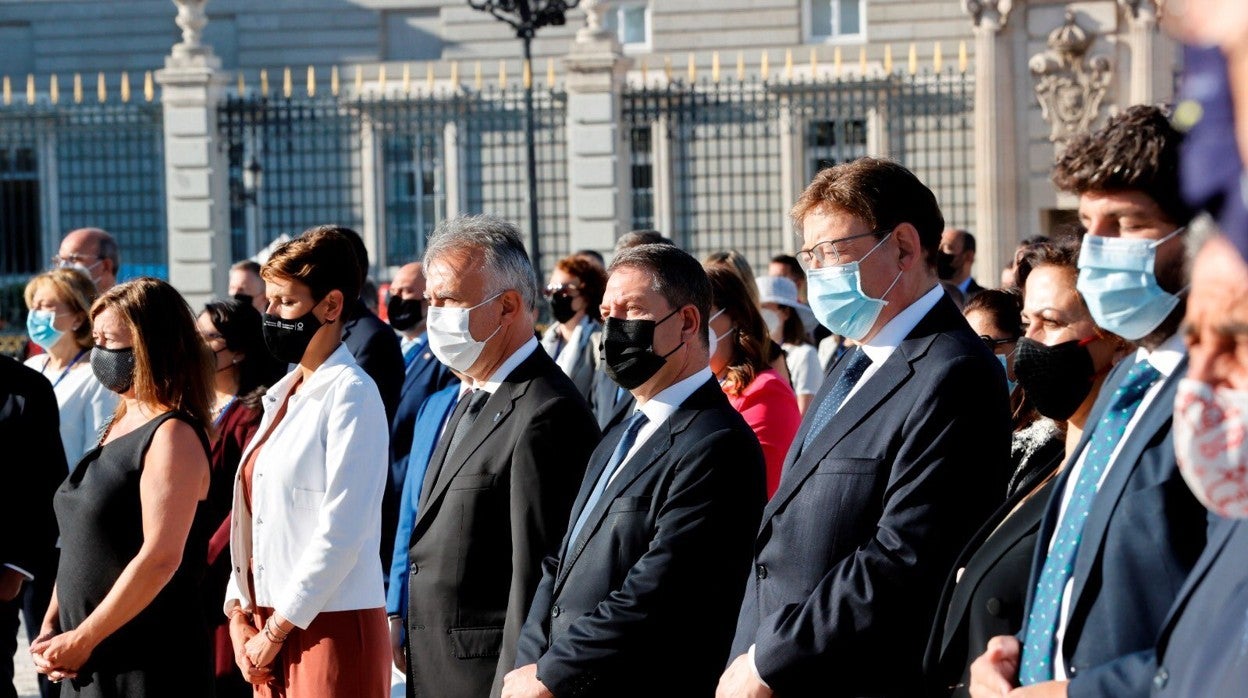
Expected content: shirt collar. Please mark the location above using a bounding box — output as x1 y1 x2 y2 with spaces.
475 336 540 394
635 367 713 426
857 283 944 366
1137 331 1187 378
956 276 973 293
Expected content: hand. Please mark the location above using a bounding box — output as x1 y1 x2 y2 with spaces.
30 628 93 678
243 628 283 674
228 613 272 685
716 653 773 698
501 664 553 698
0 569 25 602
389 617 406 674
969 635 1020 698
29 629 76 684
1008 681 1069 698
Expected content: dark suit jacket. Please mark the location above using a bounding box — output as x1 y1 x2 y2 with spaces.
730 294 1011 695
0 358 66 577
540 319 600 402
1149 516 1248 697
514 377 766 697
383 337 454 573
964 277 984 301
925 470 1063 697
1018 354 1208 697
342 299 404 424
405 346 600 698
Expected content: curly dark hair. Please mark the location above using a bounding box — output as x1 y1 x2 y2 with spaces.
1052 105 1195 225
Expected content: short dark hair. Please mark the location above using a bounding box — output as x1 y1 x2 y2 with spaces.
573 249 605 269
262 226 364 304
614 230 675 254
1015 235 1083 293
964 288 1022 340
770 254 805 283
306 224 369 285
1052 105 1195 226
202 298 285 408
609 243 711 342
792 157 945 266
231 259 262 276
959 230 976 253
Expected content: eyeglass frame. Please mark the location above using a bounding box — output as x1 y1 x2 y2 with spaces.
51 253 103 268
795 227 893 269
543 282 582 298
979 334 1018 349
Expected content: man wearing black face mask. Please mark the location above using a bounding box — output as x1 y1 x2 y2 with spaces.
938 228 983 300
507 243 765 697
384 261 455 588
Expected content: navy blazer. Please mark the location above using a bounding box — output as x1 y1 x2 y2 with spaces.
1149 516 1248 697
1019 353 1208 697
342 299 405 424
515 378 765 697
730 294 1011 695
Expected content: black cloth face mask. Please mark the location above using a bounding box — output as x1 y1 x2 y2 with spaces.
387 296 423 333
91 346 136 394
600 308 683 390
936 252 958 281
549 293 577 324
1012 336 1096 421
262 308 323 365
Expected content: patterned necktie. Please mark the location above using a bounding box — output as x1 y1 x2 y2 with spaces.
1019 358 1162 683
567 410 650 548
801 348 872 452
444 388 490 463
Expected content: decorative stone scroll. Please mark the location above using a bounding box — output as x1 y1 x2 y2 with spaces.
964 0 1013 33
1029 10 1113 145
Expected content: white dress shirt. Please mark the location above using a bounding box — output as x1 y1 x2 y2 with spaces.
608 367 712 486
476 336 540 394
844 283 945 404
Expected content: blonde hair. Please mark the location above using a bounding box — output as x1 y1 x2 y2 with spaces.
24 268 98 349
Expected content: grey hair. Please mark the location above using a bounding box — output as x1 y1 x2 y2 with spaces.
424 214 538 310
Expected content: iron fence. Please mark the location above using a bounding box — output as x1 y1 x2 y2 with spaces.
218 85 569 279
624 69 974 270
0 100 165 340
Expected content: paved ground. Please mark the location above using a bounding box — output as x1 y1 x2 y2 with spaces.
14 615 40 698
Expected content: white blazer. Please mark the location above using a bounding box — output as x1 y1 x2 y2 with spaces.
224 343 389 629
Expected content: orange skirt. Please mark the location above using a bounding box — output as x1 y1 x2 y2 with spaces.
251 606 390 698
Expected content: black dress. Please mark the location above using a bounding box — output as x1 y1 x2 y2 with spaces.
54 411 213 698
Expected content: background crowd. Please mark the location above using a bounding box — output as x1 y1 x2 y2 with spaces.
2 6 1248 697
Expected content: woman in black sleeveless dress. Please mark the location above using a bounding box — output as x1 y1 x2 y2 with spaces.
30 278 216 698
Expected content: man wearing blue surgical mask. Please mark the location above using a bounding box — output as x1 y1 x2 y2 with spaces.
720 158 1011 697
971 106 1208 698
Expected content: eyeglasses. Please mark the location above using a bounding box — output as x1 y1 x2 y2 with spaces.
796 229 886 269
979 335 1017 349
543 283 581 298
51 254 102 269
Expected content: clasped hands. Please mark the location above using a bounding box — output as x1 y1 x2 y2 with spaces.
968 636 1068 698
228 608 291 685
30 624 92 685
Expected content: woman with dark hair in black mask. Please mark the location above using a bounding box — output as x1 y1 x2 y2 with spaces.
925 235 1127 697
540 254 606 401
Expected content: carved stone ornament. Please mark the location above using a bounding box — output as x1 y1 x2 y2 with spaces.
964 0 1013 32
173 0 209 48
577 0 612 42
1029 11 1113 145
1117 0 1162 21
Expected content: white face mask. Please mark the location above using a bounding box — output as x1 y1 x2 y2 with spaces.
1173 378 1248 518
707 309 734 358
426 291 503 373
761 308 784 338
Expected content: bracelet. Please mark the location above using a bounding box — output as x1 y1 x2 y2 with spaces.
264 617 289 643
227 606 249 622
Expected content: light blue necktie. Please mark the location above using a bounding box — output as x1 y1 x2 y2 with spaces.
567 410 649 548
801 348 872 453
1019 358 1162 683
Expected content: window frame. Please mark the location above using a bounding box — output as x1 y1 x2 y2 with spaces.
603 0 652 54
803 0 868 45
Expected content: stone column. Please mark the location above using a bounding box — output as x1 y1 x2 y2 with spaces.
1119 0 1164 105
965 0 1018 287
564 0 633 261
156 0 230 308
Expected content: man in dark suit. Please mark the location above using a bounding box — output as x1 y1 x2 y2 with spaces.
970 106 1207 698
1143 232 1248 697
323 225 405 423
403 215 600 698
0 358 66 698
938 228 983 300
383 261 455 575
505 244 766 697
719 157 1011 696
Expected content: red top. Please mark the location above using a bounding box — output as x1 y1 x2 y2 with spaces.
726 368 801 499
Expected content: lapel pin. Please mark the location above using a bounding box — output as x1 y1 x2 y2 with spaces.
494 411 502 423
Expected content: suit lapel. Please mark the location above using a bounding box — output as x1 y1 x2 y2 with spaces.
1065 360 1185 628
1153 515 1237 657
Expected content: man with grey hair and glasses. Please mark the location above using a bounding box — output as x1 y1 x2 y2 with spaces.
399 214 600 698
53 227 119 292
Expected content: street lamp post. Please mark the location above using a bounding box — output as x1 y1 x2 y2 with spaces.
467 0 580 280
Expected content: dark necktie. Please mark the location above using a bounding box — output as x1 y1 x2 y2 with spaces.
1018 358 1162 683
444 388 490 463
567 410 650 547
801 348 872 452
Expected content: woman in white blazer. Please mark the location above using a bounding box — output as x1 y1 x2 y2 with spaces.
224 226 390 698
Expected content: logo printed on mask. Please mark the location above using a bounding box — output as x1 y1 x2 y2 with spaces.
806 231 901 342
1076 226 1185 341
600 308 684 390
1173 378 1248 518
262 309 323 365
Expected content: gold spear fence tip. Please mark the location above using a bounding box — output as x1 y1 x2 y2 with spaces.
49 74 59 105
451 61 460 90
959 41 969 73
546 58 555 88
331 65 340 96
74 73 83 104
712 51 720 84
2 76 10 106
475 61 483 90
308 65 317 97
784 48 793 80
810 47 818 79
427 63 435 92
353 65 363 95
760 51 769 81
523 58 532 89
737 51 745 81
402 63 411 95
144 71 154 101
663 55 673 82
120 71 131 103
377 64 387 94
933 42 943 73
498 60 507 88
885 44 894 74
260 69 270 97
687 52 696 83
908 43 918 75
833 46 842 78
858 46 867 75
26 74 35 105
237 71 245 95
96 72 106 103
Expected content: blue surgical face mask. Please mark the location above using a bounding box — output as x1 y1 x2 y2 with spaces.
1075 226 1185 341
997 353 1017 393
806 232 901 342
26 309 66 351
